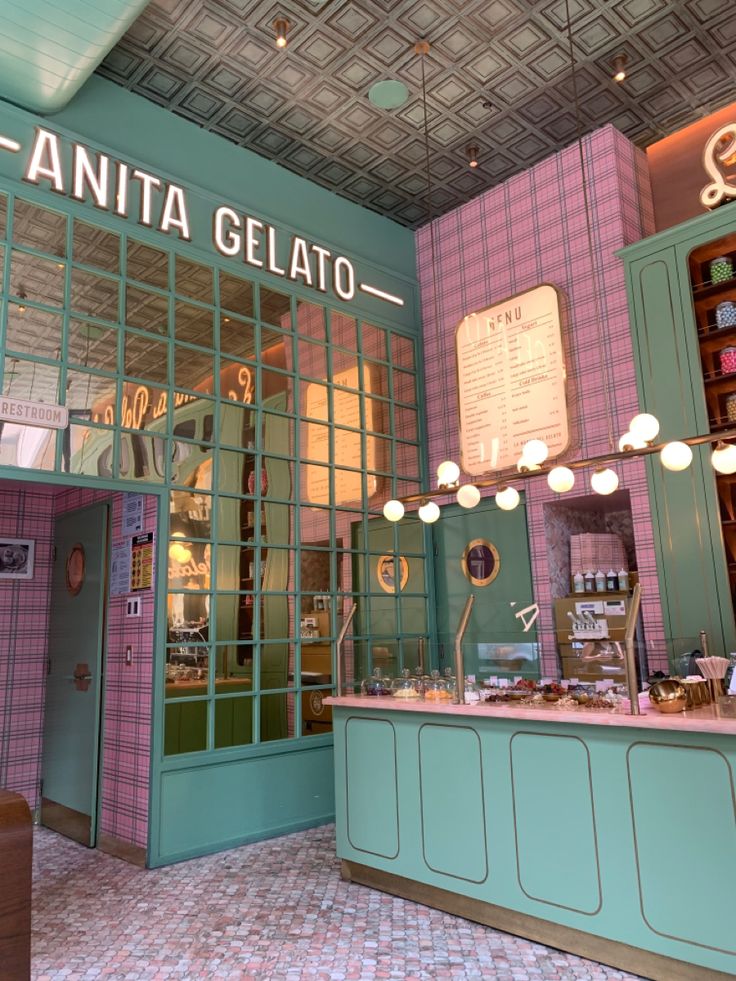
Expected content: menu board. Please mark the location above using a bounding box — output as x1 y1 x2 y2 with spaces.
456 284 569 475
305 366 379 505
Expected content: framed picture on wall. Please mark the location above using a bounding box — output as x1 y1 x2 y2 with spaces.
0 538 35 580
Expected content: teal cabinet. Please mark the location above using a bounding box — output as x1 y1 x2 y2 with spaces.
621 206 736 659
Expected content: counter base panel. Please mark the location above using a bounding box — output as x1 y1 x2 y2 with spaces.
341 860 731 981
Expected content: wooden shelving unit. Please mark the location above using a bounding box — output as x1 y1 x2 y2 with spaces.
689 232 736 609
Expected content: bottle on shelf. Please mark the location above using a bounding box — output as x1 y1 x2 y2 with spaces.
606 569 618 591
573 570 585 594
584 570 595 593
617 568 629 592
595 570 606 592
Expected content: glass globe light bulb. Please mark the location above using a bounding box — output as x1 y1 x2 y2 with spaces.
418 500 440 523
547 466 575 493
660 441 693 472
522 438 549 465
712 442 736 475
436 459 460 487
629 413 660 443
618 431 646 452
591 467 619 495
456 484 480 508
383 499 405 522
495 485 520 510
517 456 541 473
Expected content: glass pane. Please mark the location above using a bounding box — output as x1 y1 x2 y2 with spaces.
302 380 329 422
70 268 119 322
66 369 117 423
175 345 213 393
127 239 168 289
63 424 114 476
219 400 255 448
394 403 417 441
0 194 7 238
215 642 254 682
176 255 213 304
69 320 118 372
124 331 168 383
170 489 213 538
295 299 325 340
396 441 420 478
262 369 293 412
12 199 66 257
297 339 327 380
164 700 207 756
331 311 356 350
260 691 295 741
6 306 61 360
73 221 119 273
10 250 64 308
220 316 256 361
169 539 211 591
332 348 358 377
2 357 59 402
171 440 213 491
363 360 388 398
119 381 166 431
260 286 291 327
393 368 416 404
118 432 165 481
126 285 168 335
214 695 253 749
303 462 331 505
219 271 254 318
263 455 294 501
0 419 55 470
218 495 255 543
333 386 360 429
216 543 253 591
301 420 329 464
175 300 213 348
300 504 331 542
391 332 415 369
361 322 387 361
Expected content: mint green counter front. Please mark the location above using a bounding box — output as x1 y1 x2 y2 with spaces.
327 697 735 981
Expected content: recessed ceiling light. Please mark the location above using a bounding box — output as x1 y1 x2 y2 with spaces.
368 80 409 110
273 17 290 49
465 143 480 168
612 53 627 83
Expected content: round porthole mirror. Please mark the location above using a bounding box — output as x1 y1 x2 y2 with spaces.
461 539 500 587
66 543 86 596
376 554 409 594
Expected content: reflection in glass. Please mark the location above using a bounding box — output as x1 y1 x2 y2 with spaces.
175 300 213 348
396 441 420 478
297 338 327 380
6 306 61 361
393 368 417 405
220 315 255 361
219 270 254 318
119 380 167 431
361 322 387 361
301 421 329 463
2 357 59 403
11 250 64 308
12 199 66 256
295 300 325 340
391 333 415 370
124 331 168 383
69 320 118 372
118 432 165 482
0 194 7 238
215 695 253 749
331 311 357 350
169 538 211 590
301 380 329 422
63 424 113 476
73 221 119 272
176 255 213 304
215 642 253 682
262 454 293 501
0 419 56 470
164 700 207 755
219 401 254 449
175 345 213 393
217 496 252 545
170 440 212 491
127 239 168 289
394 403 418 441
219 448 254 497
260 286 291 327
170 489 213 539
67 369 116 423
364 395 388 435
261 368 293 411
70 269 119 322
126 285 168 334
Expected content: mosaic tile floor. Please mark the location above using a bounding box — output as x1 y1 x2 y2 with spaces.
32 825 646 981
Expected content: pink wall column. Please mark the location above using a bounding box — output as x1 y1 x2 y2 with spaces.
416 125 668 674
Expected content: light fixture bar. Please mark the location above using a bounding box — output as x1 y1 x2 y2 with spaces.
397 426 736 505
0 135 21 152
359 283 405 306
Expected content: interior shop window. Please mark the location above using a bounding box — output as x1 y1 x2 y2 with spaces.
362 359 388 400
2 357 59 402
215 642 254 683
175 255 213 305
175 300 214 349
216 495 251 544
12 199 66 257
219 270 254 320
219 359 255 409
361 322 388 362
392 367 417 406
64 423 113 476
218 401 254 451
215 543 253 590
300 379 330 423
395 440 421 480
218 448 254 497
68 320 118 373
72 221 119 273
391 332 415 371
367 433 392 475
127 238 169 289
6 306 62 361
174 344 214 394
168 538 210 591
331 347 358 377
300 502 331 542
393 403 418 442
296 338 328 380
118 432 165 483
261 367 294 413
70 268 119 323
300 420 329 464
164 701 207 756
66 368 117 422
169 439 213 492
10 250 64 308
214 696 254 749
260 286 291 328
126 285 168 335
0 193 7 238
124 319 167 377
170 488 213 540
302 462 332 506
363 394 389 436
295 299 325 341
220 314 255 362
331 310 357 351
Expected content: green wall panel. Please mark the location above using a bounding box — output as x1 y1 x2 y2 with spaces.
345 717 399 859
627 742 736 955
510 733 601 915
418 724 488 884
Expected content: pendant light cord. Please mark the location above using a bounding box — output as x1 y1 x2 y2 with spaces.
418 43 452 477
563 0 616 454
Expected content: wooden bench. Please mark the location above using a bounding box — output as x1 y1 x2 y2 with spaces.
0 790 31 981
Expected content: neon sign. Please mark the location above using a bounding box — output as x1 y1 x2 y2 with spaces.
700 123 736 209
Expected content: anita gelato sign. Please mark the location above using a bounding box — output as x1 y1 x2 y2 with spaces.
700 123 736 209
7 127 404 308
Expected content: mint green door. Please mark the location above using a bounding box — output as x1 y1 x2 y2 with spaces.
433 497 539 680
41 503 109 846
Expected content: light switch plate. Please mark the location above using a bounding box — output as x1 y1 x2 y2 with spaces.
126 597 141 617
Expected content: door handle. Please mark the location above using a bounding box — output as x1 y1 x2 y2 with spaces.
65 674 92 682
66 663 93 691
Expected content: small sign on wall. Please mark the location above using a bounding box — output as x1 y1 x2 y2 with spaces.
122 492 144 535
110 539 131 597
131 533 154 592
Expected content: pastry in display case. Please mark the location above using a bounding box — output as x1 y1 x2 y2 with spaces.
390 668 422 699
423 669 453 702
360 667 392 697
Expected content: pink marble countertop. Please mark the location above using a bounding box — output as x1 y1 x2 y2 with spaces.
324 693 736 735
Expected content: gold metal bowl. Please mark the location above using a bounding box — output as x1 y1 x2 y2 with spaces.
648 679 687 713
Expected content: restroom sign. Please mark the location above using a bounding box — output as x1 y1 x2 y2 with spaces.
0 395 68 429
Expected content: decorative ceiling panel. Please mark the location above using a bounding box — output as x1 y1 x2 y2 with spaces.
97 0 736 227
